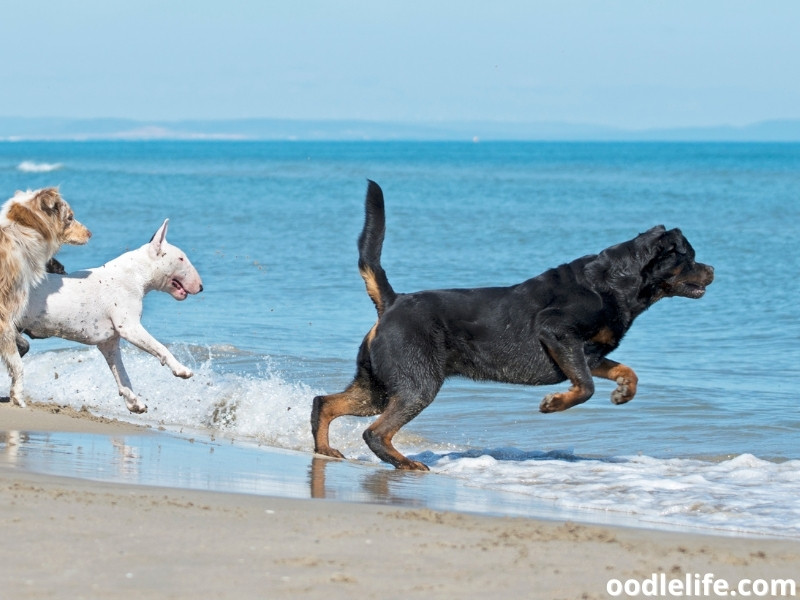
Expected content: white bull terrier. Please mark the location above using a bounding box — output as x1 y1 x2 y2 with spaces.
18 219 203 413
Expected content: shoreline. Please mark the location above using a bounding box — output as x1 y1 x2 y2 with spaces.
2 402 799 599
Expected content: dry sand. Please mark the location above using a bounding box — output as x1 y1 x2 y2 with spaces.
1 402 798 599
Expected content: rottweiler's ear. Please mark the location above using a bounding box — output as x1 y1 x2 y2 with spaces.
636 225 669 255
657 228 688 253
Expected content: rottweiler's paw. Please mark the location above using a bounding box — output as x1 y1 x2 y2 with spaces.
315 446 346 460
397 460 430 472
610 376 636 405
539 393 568 413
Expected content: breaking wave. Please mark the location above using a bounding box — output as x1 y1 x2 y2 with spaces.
17 161 63 173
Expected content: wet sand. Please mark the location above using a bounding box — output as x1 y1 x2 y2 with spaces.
1 402 798 599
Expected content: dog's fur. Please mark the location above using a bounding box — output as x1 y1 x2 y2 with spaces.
312 181 715 470
18 219 203 413
0 188 91 407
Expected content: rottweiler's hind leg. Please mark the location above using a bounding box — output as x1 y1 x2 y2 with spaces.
362 393 433 471
591 358 638 405
311 380 380 460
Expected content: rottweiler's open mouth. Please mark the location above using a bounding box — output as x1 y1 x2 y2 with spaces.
683 283 707 298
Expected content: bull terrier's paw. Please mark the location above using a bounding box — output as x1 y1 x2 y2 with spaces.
172 364 193 379
126 399 148 414
121 390 148 414
11 393 27 408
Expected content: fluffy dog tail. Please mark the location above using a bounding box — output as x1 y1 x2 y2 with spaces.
358 180 397 317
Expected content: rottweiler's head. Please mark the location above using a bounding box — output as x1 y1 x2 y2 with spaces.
636 225 714 302
588 225 714 309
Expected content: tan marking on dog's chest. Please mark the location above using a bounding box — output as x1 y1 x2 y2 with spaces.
591 326 616 346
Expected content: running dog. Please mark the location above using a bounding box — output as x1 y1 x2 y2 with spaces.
0 188 91 407
18 219 203 413
312 181 715 470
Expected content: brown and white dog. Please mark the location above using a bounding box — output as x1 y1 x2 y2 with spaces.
0 188 91 407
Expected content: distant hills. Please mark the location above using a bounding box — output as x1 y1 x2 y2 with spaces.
1 117 800 142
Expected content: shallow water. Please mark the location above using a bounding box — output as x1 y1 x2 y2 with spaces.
0 428 591 524
0 141 798 536
3 427 795 538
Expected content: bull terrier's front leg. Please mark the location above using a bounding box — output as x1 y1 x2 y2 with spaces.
97 338 147 413
119 324 193 379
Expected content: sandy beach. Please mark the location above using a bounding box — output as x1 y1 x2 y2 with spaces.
1 402 798 600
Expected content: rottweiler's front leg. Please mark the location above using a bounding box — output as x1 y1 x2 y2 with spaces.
539 383 594 412
537 320 596 413
591 358 638 405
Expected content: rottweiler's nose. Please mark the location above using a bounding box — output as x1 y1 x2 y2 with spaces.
703 264 715 284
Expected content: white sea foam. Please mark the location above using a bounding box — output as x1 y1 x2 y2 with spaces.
17 161 63 173
422 450 800 537
9 346 800 537
18 345 322 451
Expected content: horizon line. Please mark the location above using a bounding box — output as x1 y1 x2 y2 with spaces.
1 116 800 142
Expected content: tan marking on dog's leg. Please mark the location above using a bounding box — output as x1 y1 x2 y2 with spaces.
362 396 430 471
311 381 379 459
538 327 596 413
591 358 638 404
539 382 594 413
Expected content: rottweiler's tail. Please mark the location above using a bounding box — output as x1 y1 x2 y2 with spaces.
358 180 397 317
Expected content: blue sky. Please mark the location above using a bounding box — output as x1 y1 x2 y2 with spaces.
4 1 799 129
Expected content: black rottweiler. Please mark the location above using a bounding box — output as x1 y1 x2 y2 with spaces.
312 181 714 470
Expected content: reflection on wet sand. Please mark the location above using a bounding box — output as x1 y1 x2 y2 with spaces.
0 429 573 524
309 455 429 508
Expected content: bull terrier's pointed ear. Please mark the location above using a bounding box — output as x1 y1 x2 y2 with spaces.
149 219 169 256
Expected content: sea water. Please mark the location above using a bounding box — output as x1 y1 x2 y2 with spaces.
0 141 798 536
